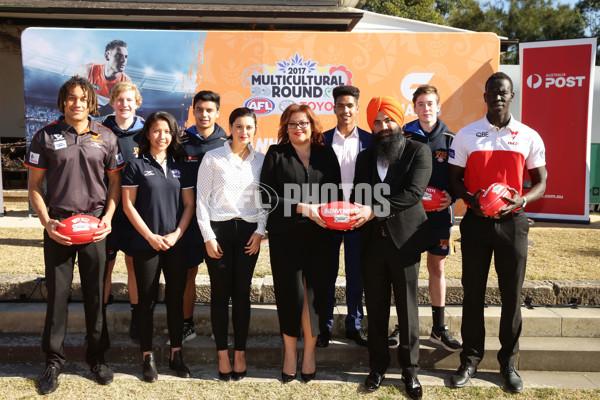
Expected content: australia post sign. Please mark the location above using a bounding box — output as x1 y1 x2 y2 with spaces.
520 38 596 222
21 29 499 154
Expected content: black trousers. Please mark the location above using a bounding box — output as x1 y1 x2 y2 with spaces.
360 228 420 378
132 246 188 352
269 221 333 338
42 230 110 367
203 219 259 351
459 210 529 367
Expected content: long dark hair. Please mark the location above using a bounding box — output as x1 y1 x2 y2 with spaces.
138 111 187 162
277 104 323 145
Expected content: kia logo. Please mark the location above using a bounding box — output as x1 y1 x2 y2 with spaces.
527 74 542 89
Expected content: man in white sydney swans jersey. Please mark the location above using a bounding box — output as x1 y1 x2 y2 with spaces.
447 72 547 394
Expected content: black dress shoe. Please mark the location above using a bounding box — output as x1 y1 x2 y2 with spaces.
219 371 232 381
301 371 316 382
402 375 423 400
316 330 331 348
500 364 523 393
364 371 385 392
346 329 368 346
450 363 477 387
38 364 60 395
143 353 158 383
232 370 246 381
91 362 114 385
169 350 191 378
281 371 296 383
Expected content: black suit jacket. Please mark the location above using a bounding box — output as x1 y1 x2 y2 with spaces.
352 138 434 253
260 142 342 234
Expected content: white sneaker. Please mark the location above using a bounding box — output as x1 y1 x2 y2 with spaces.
388 324 399 349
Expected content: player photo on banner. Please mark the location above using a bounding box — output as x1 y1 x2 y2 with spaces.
21 28 500 151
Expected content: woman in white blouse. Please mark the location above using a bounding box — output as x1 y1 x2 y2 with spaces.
196 107 266 381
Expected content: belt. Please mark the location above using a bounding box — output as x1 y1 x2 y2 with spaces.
48 208 103 220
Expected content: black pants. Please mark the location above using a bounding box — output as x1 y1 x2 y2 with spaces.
459 210 529 367
360 229 420 378
42 230 110 367
132 246 188 352
203 219 259 351
269 221 333 338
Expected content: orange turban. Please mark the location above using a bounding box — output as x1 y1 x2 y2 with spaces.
366 96 405 131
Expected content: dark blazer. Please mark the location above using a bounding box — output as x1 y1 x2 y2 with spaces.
352 138 434 253
260 142 342 234
323 126 372 152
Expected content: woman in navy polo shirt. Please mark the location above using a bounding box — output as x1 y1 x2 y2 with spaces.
122 111 195 382
196 107 267 381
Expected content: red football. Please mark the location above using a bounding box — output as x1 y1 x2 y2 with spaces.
318 201 359 231
478 182 513 217
422 186 446 212
56 214 103 244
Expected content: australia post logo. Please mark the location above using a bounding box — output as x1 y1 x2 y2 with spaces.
242 53 353 115
527 73 585 89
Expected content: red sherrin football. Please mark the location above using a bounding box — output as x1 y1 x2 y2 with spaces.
479 182 512 217
56 214 103 244
422 186 446 212
318 201 359 231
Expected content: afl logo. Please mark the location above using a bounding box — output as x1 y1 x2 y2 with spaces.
245 97 275 115
527 74 542 89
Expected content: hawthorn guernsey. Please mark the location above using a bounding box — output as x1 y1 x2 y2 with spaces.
318 201 359 231
56 215 104 244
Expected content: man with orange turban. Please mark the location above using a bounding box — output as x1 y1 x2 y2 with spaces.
350 96 433 399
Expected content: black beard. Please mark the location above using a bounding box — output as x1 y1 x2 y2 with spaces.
373 127 405 164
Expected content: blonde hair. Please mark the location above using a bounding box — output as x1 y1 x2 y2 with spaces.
109 82 142 107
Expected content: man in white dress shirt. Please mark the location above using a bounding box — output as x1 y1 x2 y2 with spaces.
317 85 371 347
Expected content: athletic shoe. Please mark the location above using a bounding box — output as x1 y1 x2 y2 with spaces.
429 325 462 352
167 322 197 345
388 324 399 349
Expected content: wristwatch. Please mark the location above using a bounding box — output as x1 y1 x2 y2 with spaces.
521 197 527 209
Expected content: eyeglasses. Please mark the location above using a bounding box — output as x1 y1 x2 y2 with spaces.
287 121 310 129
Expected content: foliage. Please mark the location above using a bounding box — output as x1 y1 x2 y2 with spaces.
447 0 586 63
362 0 590 64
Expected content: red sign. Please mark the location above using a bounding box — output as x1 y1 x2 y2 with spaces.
520 39 596 222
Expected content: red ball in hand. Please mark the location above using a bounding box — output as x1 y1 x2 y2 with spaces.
56 214 103 244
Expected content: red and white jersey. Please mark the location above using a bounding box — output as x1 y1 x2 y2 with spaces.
449 115 545 195
87 63 131 105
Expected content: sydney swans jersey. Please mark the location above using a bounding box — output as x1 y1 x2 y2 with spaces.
449 115 545 195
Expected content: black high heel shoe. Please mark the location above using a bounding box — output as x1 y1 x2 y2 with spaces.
219 371 232 381
281 371 296 383
301 371 316 383
232 370 246 381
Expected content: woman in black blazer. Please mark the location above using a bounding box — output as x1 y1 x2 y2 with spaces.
260 104 341 383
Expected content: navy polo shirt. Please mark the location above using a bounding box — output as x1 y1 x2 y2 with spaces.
122 153 194 250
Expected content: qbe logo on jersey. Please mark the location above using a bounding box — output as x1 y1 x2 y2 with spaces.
526 73 586 89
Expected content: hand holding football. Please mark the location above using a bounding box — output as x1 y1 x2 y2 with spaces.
56 215 103 244
479 182 513 217
422 186 446 212
318 201 359 230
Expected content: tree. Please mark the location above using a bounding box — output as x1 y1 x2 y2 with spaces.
447 0 586 63
362 0 448 25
